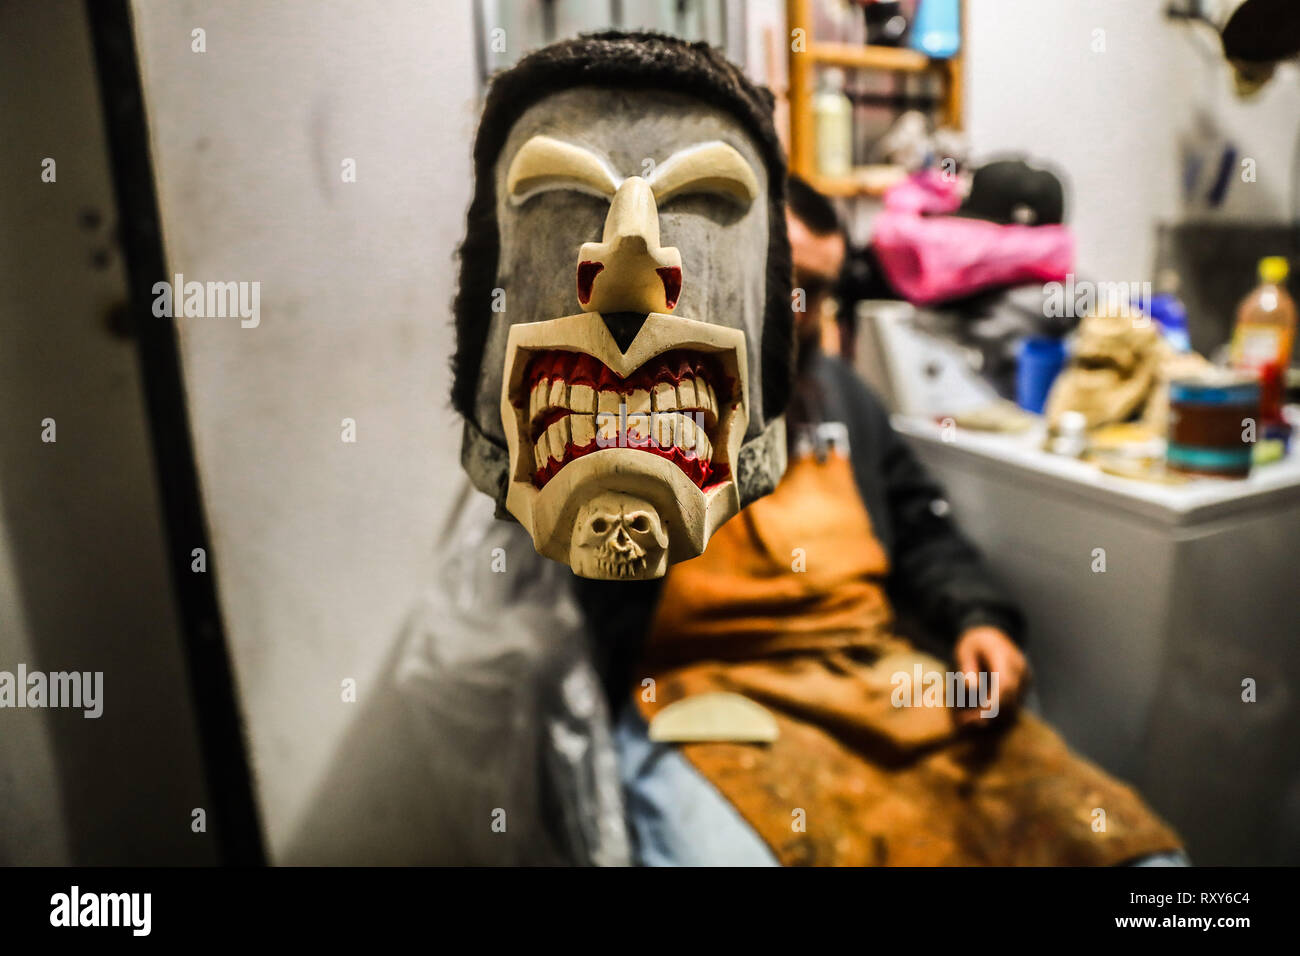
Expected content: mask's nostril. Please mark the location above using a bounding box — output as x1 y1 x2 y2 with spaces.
656 267 682 310
600 311 650 353
576 260 604 306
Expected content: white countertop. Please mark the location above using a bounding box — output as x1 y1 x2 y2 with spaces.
894 415 1300 525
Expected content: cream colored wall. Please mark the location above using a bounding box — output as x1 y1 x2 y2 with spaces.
964 0 1299 281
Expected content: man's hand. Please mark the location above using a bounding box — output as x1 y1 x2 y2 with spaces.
952 627 1028 725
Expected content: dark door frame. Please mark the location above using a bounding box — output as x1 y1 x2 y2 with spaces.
83 0 266 866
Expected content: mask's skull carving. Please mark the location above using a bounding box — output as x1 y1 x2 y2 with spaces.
453 33 793 581
571 493 669 579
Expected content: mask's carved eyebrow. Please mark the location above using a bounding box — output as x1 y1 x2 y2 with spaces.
648 141 759 206
505 135 620 204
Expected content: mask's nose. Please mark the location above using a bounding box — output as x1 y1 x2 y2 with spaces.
576 176 683 320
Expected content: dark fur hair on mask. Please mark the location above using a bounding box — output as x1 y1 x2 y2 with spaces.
451 30 794 429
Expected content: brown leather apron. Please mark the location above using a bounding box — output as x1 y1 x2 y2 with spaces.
634 451 1182 866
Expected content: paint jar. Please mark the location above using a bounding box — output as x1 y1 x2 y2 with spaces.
1166 373 1261 479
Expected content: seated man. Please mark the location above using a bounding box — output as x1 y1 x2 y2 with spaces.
415 31 1183 866
613 177 1185 867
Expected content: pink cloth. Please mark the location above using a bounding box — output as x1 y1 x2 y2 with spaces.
883 168 964 215
872 174 1074 305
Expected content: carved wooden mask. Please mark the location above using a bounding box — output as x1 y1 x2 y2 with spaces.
454 34 792 580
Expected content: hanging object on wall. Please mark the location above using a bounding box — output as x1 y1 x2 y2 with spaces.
1168 0 1300 96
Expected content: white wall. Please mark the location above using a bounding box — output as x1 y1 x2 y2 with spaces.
964 0 1299 283
131 0 479 861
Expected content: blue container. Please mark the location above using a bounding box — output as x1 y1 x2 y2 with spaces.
1016 336 1066 415
909 0 962 59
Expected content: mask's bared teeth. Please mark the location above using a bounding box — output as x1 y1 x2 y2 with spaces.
678 414 697 455
571 414 595 449
530 377 548 423
546 417 570 463
671 375 718 428
652 412 672 450
548 378 567 411
570 384 595 414
627 412 652 447
521 349 731 490
697 429 713 462
597 405 619 443
677 377 697 409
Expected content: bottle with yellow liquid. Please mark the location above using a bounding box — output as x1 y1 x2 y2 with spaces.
1230 256 1296 371
813 68 853 180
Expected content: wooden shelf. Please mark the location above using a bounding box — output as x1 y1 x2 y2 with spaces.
806 42 939 73
786 0 966 192
807 166 909 198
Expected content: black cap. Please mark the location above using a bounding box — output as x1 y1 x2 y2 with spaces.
954 159 1066 227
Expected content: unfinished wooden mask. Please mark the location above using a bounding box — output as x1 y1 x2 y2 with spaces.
456 38 791 580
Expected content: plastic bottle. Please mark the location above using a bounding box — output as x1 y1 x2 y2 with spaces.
1141 271 1191 352
1149 294 1191 351
1231 256 1295 372
814 68 853 179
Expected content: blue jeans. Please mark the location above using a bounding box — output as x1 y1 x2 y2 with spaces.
615 705 776 866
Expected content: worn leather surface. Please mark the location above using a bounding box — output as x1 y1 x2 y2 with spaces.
635 452 1182 865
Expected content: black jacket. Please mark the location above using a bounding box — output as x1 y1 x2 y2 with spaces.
804 349 1025 648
